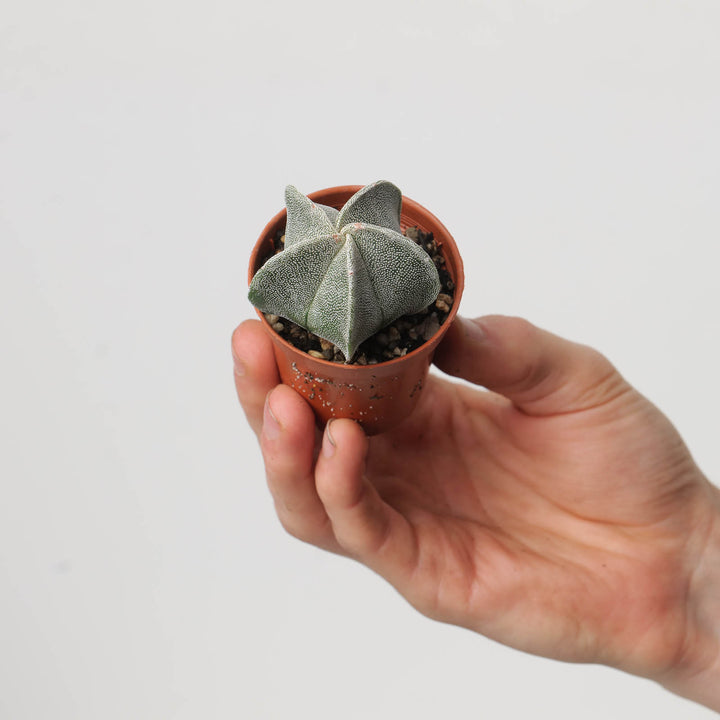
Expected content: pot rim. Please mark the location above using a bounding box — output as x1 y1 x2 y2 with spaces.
247 184 464 372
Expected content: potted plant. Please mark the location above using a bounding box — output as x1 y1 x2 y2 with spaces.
247 181 464 435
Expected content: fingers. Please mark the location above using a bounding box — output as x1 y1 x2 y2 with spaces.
233 320 421 576
315 419 418 582
260 384 340 552
232 319 280 435
434 315 629 416
232 320 417 561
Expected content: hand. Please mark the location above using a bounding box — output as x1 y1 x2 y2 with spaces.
232 315 720 709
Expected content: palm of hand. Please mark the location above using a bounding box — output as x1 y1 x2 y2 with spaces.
365 375 704 677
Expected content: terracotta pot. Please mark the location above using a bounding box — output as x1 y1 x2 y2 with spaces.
248 185 464 435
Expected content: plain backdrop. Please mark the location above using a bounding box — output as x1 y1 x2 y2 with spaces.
1 1 719 718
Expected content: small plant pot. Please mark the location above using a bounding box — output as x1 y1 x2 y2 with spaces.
248 185 464 435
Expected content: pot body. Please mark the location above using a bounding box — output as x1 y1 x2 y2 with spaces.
248 185 464 435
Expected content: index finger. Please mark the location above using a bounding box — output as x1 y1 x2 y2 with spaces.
232 319 280 435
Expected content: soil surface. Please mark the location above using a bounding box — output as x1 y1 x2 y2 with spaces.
261 226 455 365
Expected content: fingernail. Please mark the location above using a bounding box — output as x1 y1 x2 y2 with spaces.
263 393 281 440
232 351 246 377
322 419 336 458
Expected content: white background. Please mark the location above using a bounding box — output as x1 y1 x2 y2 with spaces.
2 1 719 718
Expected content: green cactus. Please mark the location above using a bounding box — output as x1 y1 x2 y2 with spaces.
248 181 441 362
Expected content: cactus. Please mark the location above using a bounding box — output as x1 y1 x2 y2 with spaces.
248 181 441 362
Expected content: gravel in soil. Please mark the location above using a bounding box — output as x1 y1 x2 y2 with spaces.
261 226 455 365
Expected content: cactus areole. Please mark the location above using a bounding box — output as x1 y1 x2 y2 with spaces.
248 181 442 362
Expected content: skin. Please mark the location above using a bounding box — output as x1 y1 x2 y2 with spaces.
232 314 720 710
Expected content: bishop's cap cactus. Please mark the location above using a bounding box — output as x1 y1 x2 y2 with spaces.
248 181 441 361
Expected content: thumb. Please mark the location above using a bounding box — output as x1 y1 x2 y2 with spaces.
434 315 629 416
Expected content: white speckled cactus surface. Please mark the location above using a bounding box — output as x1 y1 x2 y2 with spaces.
248 181 441 361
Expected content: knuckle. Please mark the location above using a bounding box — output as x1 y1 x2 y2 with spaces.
573 346 630 409
277 511 309 542
275 503 329 547
504 315 537 340
481 314 537 343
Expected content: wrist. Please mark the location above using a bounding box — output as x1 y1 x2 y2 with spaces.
661 480 720 711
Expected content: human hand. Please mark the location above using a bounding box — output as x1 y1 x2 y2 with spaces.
232 315 720 709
